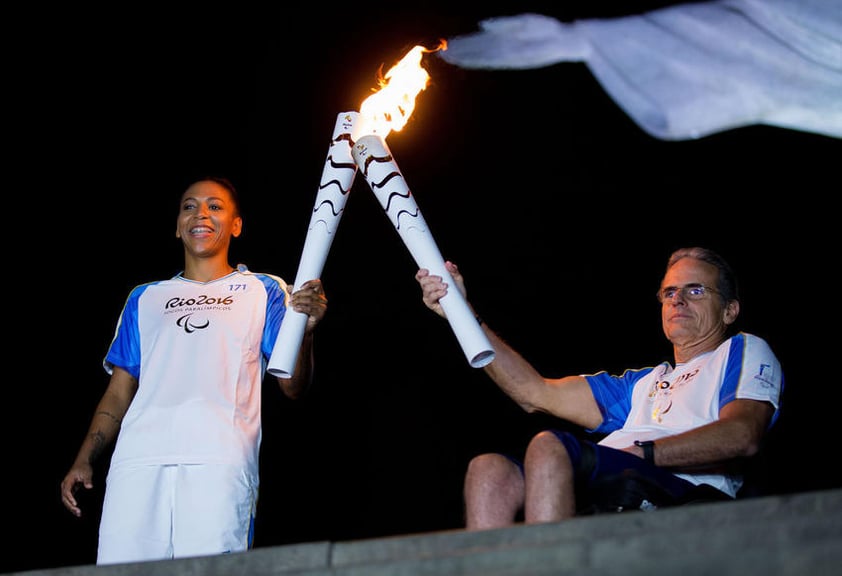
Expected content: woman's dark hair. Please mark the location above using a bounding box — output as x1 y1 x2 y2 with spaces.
182 175 242 217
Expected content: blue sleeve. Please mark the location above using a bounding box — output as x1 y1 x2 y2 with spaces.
585 366 657 435
719 333 746 409
719 332 785 429
103 285 146 379
259 274 289 361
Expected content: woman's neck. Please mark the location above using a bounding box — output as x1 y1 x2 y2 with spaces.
182 257 234 283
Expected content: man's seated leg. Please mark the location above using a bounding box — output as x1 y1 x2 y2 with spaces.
464 453 525 530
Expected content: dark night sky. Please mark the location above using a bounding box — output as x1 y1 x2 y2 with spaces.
9 3 840 572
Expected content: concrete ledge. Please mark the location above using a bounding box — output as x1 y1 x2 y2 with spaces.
11 488 842 576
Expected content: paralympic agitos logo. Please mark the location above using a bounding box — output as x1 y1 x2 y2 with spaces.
167 294 235 334
176 313 209 333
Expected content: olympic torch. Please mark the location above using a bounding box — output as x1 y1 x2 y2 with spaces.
268 41 494 377
351 44 495 368
267 113 358 378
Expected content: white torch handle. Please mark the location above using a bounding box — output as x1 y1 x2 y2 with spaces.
267 112 359 378
352 133 495 368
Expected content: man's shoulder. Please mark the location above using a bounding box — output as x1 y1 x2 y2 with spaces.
723 332 776 356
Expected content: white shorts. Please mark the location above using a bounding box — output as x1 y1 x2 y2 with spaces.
97 463 258 565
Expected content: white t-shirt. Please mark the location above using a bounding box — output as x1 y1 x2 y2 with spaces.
586 332 783 497
103 266 289 479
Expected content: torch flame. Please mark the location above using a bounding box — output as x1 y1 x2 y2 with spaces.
359 40 446 138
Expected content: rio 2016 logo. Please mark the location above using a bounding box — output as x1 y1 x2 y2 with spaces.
166 294 234 308
168 294 235 333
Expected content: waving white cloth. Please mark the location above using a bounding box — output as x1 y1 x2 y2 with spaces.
439 0 842 140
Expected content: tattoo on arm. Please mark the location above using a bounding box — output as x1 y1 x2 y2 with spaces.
86 411 123 463
95 410 123 427
88 430 106 462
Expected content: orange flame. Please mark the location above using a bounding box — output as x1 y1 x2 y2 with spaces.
359 40 447 137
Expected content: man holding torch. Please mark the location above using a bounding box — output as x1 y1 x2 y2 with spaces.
415 247 782 528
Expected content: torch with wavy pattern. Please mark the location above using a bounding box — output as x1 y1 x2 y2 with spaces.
267 111 359 378
352 133 495 369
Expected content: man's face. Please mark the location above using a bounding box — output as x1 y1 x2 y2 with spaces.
659 257 733 348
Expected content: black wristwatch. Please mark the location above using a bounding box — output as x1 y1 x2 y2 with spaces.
634 440 656 465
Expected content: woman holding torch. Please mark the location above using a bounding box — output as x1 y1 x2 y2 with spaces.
60 176 328 564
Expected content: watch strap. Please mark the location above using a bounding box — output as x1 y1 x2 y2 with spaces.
634 440 656 465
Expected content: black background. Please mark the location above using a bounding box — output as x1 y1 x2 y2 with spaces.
8 3 840 572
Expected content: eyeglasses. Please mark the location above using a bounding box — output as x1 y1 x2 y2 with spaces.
657 283 720 303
